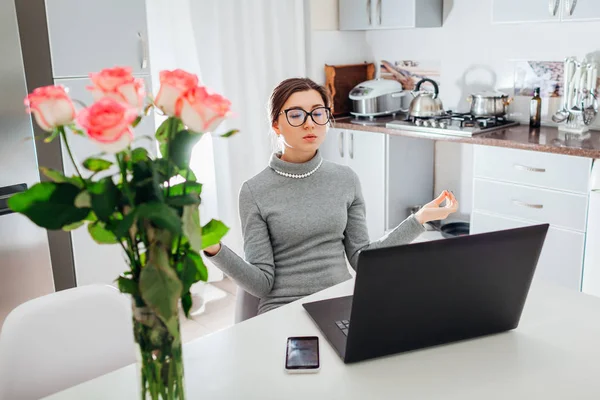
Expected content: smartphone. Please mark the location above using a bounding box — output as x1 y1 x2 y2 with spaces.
285 336 320 373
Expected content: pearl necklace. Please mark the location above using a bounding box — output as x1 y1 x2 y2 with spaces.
271 159 323 179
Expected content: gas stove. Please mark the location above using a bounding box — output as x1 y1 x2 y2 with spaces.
385 112 519 137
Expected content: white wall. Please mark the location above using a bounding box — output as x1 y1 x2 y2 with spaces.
310 0 600 215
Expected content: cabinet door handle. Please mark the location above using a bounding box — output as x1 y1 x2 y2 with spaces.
0 183 27 217
512 199 544 209
338 131 344 158
548 0 560 16
138 32 149 69
513 164 546 173
349 133 354 159
367 0 372 25
377 0 382 24
565 0 578 16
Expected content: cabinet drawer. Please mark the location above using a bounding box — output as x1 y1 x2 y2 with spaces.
474 145 591 194
473 179 588 232
471 211 585 291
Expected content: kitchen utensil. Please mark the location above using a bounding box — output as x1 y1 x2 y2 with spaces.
426 221 470 238
467 91 512 117
406 78 444 118
552 57 575 123
348 78 406 117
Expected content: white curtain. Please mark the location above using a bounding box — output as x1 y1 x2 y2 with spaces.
189 0 308 255
146 0 223 281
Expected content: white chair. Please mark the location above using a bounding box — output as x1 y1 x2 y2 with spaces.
0 284 136 400
234 287 260 323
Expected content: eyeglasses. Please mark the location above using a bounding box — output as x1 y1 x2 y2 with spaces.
280 107 331 127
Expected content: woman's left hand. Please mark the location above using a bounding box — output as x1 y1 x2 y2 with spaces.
414 190 459 225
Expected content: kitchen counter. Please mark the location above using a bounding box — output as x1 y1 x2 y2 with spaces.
334 118 600 159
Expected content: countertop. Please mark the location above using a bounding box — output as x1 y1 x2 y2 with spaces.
334 118 600 159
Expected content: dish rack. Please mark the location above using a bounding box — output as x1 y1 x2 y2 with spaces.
555 57 599 135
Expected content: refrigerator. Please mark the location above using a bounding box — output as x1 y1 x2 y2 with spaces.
0 0 56 327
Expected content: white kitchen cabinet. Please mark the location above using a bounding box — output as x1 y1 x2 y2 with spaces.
54 76 156 287
45 0 150 78
492 0 600 23
561 0 600 21
322 128 434 241
471 211 585 291
323 128 386 240
471 145 592 291
347 130 387 241
339 0 442 30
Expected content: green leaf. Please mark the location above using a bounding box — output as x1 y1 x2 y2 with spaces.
188 250 208 282
67 123 87 136
155 117 184 144
220 129 239 138
179 251 208 299
114 210 137 239
182 205 202 252
40 167 84 188
116 276 139 298
74 191 91 208
167 194 201 207
181 291 193 318
178 168 197 182
132 115 142 128
88 221 119 244
83 157 113 172
62 221 84 231
131 148 149 163
85 211 98 222
133 161 164 203
89 178 119 221
44 128 60 143
139 244 183 325
137 202 182 234
170 182 202 197
200 219 229 249
7 182 90 230
169 130 202 169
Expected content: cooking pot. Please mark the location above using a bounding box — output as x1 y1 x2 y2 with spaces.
468 91 513 117
349 78 407 117
406 78 444 118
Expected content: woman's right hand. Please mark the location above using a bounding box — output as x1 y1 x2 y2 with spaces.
414 190 458 225
203 243 222 256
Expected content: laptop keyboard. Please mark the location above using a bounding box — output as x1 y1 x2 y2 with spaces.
335 320 350 336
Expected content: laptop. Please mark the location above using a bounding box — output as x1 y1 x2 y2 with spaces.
302 224 549 363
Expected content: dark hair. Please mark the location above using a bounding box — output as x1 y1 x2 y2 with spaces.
268 78 332 126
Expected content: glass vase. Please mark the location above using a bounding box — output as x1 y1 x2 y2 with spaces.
132 303 186 400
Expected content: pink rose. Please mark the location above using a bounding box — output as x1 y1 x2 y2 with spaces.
87 66 145 111
154 69 199 116
176 86 232 133
24 85 76 132
76 98 138 153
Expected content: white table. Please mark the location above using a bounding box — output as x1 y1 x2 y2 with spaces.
45 279 600 399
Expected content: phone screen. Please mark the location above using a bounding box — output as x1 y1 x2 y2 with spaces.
285 336 319 369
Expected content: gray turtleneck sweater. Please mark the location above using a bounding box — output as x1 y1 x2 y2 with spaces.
206 150 425 314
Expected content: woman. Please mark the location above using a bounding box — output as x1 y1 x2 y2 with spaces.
204 78 458 315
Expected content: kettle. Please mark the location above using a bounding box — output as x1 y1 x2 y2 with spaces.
405 78 444 118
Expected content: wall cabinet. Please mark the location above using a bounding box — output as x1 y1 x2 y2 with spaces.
492 0 600 24
339 0 442 30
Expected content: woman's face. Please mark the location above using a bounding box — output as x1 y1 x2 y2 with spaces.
273 89 329 154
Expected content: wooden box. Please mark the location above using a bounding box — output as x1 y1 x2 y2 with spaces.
325 62 375 117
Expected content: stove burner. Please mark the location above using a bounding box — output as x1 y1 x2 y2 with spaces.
409 112 512 129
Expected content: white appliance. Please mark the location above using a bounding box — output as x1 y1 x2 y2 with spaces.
583 160 600 297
